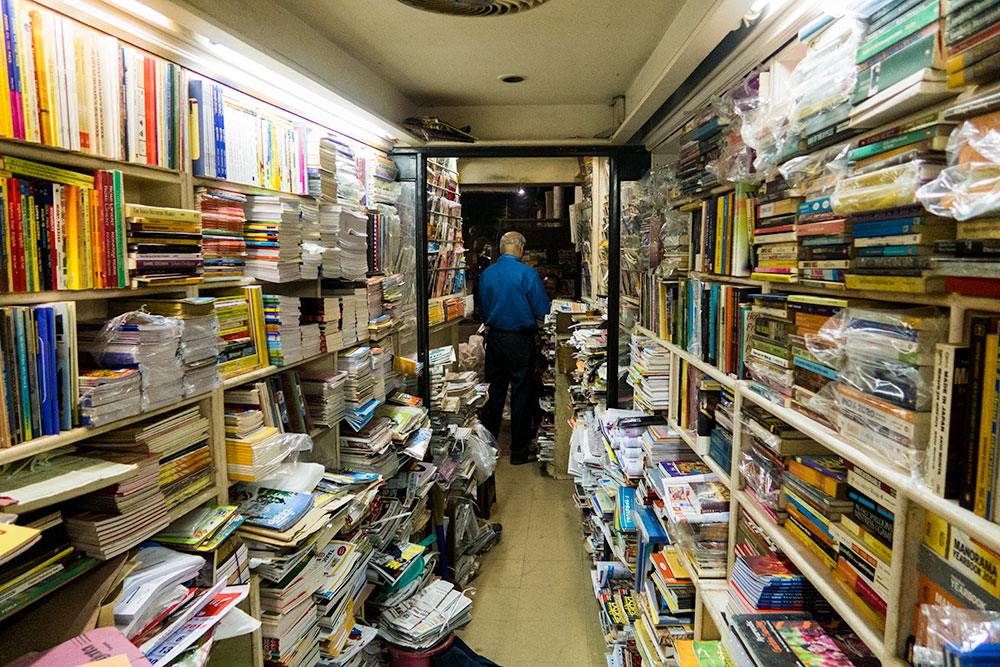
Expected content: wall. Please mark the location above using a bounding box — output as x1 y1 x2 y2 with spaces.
458 158 583 185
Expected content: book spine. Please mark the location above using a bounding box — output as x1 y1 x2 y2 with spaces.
948 525 1000 598
975 333 999 517
963 317 993 510
928 343 954 496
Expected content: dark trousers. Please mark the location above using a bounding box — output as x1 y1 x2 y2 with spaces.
482 330 535 461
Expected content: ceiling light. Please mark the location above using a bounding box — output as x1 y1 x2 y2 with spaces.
500 75 526 83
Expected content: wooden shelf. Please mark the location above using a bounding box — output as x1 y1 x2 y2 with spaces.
0 392 214 466
0 279 258 306
0 138 182 183
697 579 730 639
222 350 338 390
192 176 312 200
737 489 888 661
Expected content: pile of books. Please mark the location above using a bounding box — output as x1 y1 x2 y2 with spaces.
299 371 348 429
125 204 204 288
628 335 671 413
340 417 398 478
300 297 344 353
245 195 302 283
81 310 185 414
751 182 801 284
84 406 214 510
197 188 247 280
727 612 870 667
325 285 370 345
263 295 304 366
673 107 727 197
728 554 816 614
299 199 322 280
709 387 735 475
743 294 794 406
318 203 343 279
339 346 378 431
377 579 471 650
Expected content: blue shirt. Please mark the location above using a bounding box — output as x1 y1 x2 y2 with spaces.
479 254 550 330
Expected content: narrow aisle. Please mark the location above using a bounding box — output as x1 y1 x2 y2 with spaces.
456 456 607 667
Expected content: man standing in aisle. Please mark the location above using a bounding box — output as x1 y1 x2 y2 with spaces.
479 231 550 465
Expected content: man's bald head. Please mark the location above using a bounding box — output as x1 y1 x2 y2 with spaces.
500 231 526 259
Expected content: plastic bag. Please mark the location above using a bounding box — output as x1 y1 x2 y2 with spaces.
832 160 943 214
459 333 485 378
912 605 1000 667
90 310 183 367
466 423 499 484
917 162 1000 220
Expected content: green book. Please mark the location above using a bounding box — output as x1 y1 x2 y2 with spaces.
848 124 952 161
854 30 942 104
857 0 940 63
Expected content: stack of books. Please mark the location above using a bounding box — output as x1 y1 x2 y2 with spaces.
743 294 794 406
300 320 323 359
318 203 343 279
65 483 169 560
728 612 861 666
673 108 727 197
849 0 952 131
656 479 730 578
728 554 816 613
197 188 247 280
114 297 220 398
299 371 348 428
245 195 302 283
338 207 369 282
300 297 344 353
324 285 369 345
299 199 322 280
785 295 847 428
710 387 736 475
263 295 304 367
126 204 205 288
80 311 185 414
751 183 802 283
83 406 214 510
831 462 898 624
339 417 397 478
945 0 1000 87
225 424 284 482
628 336 671 413
338 346 378 431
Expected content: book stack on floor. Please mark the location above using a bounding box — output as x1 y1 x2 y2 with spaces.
750 179 803 284
339 346 378 431
849 0 953 131
300 371 348 430
80 310 185 414
743 294 794 407
263 295 304 367
215 286 268 379
244 195 302 283
82 406 214 510
197 188 248 280
125 204 204 288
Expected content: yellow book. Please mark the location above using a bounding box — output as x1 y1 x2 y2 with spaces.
88 188 100 288
975 333 999 518
28 10 53 146
844 274 945 293
0 156 94 188
757 259 798 268
246 286 270 369
957 219 1000 240
64 184 81 289
923 510 949 558
0 522 40 563
0 546 72 594
123 204 201 223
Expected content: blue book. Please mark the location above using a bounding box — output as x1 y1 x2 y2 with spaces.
233 484 314 531
792 356 838 381
212 83 226 179
36 307 58 435
615 486 636 532
857 244 930 256
852 218 951 238
633 506 667 541
944 642 1000 666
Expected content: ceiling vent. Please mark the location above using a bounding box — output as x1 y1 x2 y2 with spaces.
395 0 550 16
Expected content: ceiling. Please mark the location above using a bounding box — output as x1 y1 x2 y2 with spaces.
273 0 684 108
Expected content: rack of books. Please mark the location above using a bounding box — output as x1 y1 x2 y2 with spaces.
614 2 1000 662
426 158 466 325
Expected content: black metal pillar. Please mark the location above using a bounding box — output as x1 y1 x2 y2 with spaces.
415 153 431 401
607 156 621 407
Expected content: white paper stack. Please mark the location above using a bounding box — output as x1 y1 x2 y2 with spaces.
180 314 220 397
299 199 321 280
338 207 369 282
318 204 342 279
300 323 322 359
378 580 472 650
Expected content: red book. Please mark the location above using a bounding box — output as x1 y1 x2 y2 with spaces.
47 186 58 290
754 223 796 235
95 172 108 288
8 179 24 292
796 219 849 236
945 276 1000 297
144 58 157 166
101 171 117 287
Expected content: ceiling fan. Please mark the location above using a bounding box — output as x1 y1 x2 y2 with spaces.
395 0 550 15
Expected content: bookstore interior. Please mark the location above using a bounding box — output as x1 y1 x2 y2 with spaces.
5 0 1000 666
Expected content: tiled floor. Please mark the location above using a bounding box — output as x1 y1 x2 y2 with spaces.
455 457 607 667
